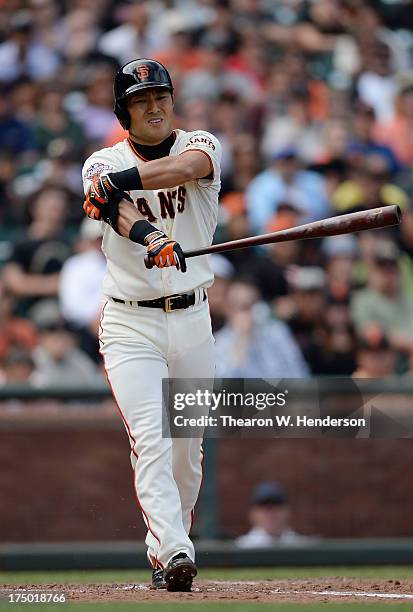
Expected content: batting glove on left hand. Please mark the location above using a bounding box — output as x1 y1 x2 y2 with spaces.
144 231 187 272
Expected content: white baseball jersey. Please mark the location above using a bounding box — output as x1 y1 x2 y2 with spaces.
82 129 221 300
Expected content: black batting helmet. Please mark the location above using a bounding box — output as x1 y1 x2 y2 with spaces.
114 58 174 129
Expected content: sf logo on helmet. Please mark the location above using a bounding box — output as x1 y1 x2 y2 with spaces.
136 65 150 81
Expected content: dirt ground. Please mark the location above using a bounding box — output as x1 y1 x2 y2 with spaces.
2 579 413 604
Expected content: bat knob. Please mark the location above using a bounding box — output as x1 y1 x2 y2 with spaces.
144 255 154 269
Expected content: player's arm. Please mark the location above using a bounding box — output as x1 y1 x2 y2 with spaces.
140 150 212 187
83 188 187 272
97 150 212 193
116 200 187 272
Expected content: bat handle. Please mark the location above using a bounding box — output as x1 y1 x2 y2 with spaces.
144 255 155 269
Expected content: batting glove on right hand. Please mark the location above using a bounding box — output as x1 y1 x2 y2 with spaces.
83 182 107 220
144 231 187 272
83 173 121 219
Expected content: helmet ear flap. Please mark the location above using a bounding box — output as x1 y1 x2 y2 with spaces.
114 102 130 130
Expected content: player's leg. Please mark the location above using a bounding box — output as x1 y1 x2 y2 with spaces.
167 300 215 542
99 301 195 568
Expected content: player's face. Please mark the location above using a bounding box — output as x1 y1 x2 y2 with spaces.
126 88 174 145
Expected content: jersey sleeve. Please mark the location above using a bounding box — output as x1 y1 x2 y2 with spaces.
82 149 123 195
180 131 221 188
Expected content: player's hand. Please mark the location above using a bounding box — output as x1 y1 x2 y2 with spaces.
83 175 118 220
144 232 187 272
83 184 133 235
95 174 117 199
83 182 106 220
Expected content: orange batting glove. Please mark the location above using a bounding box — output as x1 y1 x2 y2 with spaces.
83 175 117 220
144 231 187 272
83 182 107 220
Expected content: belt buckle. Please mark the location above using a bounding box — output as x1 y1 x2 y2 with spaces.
164 296 175 313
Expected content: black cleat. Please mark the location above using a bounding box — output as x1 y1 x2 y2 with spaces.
151 567 167 590
164 553 197 592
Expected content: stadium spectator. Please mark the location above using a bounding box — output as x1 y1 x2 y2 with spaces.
180 38 261 103
31 301 99 386
239 203 302 303
332 154 409 214
0 152 17 225
374 84 413 166
356 41 397 122
0 10 60 83
58 218 106 362
276 266 328 374
33 86 86 158
207 254 234 334
225 132 260 194
353 325 397 378
351 240 413 359
9 78 40 124
245 148 330 232
2 186 72 316
214 278 309 378
396 202 413 270
57 8 100 62
0 277 38 367
323 234 358 303
260 92 323 164
219 197 291 303
235 481 312 548
154 13 203 76
98 2 167 66
0 347 37 385
0 83 35 155
347 100 400 175
320 306 357 376
72 64 118 142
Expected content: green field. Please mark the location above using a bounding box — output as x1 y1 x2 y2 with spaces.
2 565 413 583
1 567 413 611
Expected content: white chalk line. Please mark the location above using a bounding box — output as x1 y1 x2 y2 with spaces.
208 581 413 600
289 590 413 600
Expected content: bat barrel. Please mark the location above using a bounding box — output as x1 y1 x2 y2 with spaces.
295 204 401 239
183 205 402 259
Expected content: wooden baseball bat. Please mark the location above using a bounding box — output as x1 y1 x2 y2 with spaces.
183 205 402 259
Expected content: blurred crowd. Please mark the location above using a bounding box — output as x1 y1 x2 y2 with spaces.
2 0 413 384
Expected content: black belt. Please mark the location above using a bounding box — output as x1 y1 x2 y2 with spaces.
112 290 206 313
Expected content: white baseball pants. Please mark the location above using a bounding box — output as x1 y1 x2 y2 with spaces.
99 294 215 568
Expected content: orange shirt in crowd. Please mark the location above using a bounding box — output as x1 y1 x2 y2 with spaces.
104 123 128 147
0 318 38 361
154 49 202 74
374 117 413 165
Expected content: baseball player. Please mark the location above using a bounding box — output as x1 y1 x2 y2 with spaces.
82 59 221 592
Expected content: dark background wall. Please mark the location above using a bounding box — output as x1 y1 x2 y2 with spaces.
1 408 412 542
